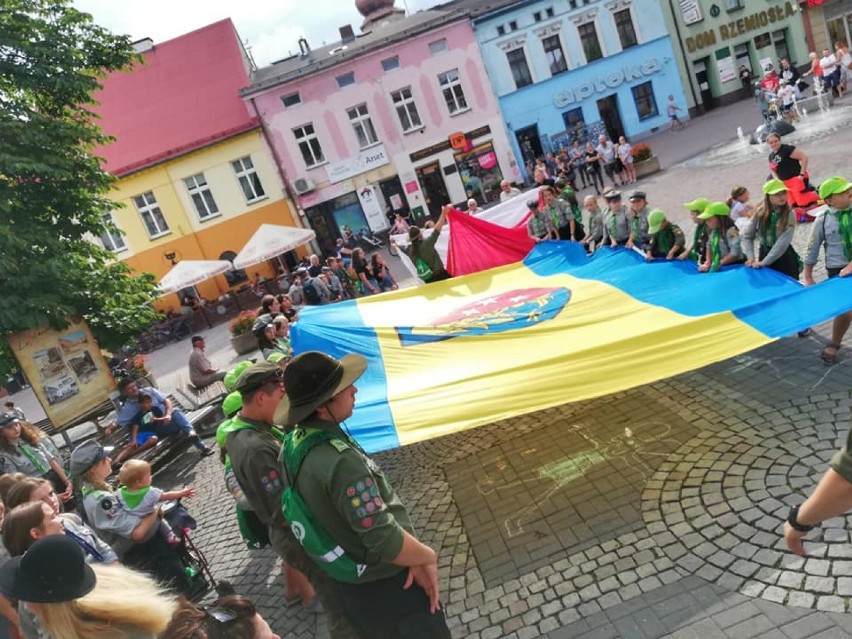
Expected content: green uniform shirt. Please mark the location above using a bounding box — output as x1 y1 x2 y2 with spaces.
648 223 686 257
404 228 444 275
290 416 412 582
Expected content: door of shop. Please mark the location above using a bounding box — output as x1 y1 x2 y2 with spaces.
694 58 714 111
379 176 409 227
595 95 624 142
515 125 543 166
416 162 450 220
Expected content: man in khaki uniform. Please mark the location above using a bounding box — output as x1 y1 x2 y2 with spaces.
277 351 451 638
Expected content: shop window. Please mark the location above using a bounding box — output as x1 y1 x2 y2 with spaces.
293 124 325 167
506 48 533 88
631 81 658 121
281 92 301 108
381 56 400 72
542 35 568 75
347 104 379 149
753 32 771 50
99 212 126 252
231 156 266 203
219 251 248 286
133 191 170 239
561 108 585 132
438 69 469 115
336 72 355 88
184 173 220 221
453 141 504 204
772 29 789 63
724 0 743 12
391 87 423 132
428 39 449 56
613 9 638 50
734 42 751 73
578 22 603 62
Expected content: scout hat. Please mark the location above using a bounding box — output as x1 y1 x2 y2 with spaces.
526 199 539 210
647 209 667 234
698 201 731 220
221 391 243 419
233 361 282 396
819 176 852 200
223 361 253 393
274 351 367 426
603 190 621 201
70 440 107 477
0 413 17 428
683 198 710 213
762 179 787 195
628 191 646 202
251 314 275 337
0 536 96 603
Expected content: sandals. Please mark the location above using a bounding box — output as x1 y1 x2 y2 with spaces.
821 343 841 366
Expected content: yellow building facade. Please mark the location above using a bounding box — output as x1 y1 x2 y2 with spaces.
99 129 299 311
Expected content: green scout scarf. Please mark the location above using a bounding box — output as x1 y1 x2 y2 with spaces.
119 485 151 510
690 222 707 261
530 213 548 238
20 442 50 475
760 210 779 248
655 226 675 255
836 208 852 262
709 229 722 271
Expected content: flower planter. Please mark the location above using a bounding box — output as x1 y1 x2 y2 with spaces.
633 155 660 179
230 332 259 355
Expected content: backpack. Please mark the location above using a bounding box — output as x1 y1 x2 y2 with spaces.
415 258 433 281
279 428 370 583
302 278 322 305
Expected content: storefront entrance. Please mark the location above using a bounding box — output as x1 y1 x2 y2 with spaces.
694 57 714 112
415 162 450 219
378 176 409 226
595 95 624 142
454 141 504 205
515 125 544 166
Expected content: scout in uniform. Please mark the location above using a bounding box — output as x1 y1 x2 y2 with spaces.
602 190 630 247
645 210 686 260
225 362 355 637
803 176 852 365
0 413 73 503
742 179 799 279
70 440 190 593
276 351 451 639
697 201 743 272
555 178 586 241
627 190 652 250
526 199 555 243
678 198 710 263
541 185 575 240
581 195 604 253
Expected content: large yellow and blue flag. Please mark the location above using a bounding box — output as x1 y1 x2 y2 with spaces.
292 243 851 453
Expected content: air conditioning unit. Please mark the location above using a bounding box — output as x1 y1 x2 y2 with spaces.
293 176 315 194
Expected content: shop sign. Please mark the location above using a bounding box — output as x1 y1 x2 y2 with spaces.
299 179 354 208
325 144 390 184
409 125 492 162
449 132 468 150
685 2 796 53
478 152 497 170
553 59 663 107
356 184 389 233
405 180 419 194
679 0 703 25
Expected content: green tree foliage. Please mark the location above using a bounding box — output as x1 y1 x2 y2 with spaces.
0 0 160 377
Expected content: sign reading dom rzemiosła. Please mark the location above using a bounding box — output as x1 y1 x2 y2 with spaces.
685 2 796 53
553 59 663 107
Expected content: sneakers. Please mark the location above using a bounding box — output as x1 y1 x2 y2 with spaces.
200 447 215 457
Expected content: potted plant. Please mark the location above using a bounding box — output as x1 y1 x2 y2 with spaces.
229 310 259 355
128 354 157 388
631 143 660 178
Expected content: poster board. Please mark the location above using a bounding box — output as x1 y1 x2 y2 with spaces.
715 47 737 83
7 318 116 430
679 0 702 24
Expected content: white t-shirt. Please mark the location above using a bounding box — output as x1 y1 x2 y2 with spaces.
778 85 795 106
820 53 838 75
730 200 750 221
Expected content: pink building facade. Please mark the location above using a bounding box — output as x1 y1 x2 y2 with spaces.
243 8 518 254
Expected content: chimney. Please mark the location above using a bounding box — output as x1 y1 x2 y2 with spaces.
339 24 356 44
132 37 154 53
298 37 311 58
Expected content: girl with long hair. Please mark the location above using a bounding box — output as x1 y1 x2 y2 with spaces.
351 247 379 295
370 254 398 292
742 180 799 279
0 415 72 503
726 185 753 232
164 593 281 639
259 294 280 317
697 202 744 272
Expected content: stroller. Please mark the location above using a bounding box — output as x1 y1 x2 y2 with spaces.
162 499 228 601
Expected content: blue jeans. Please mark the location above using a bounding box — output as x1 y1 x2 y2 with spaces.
156 411 205 450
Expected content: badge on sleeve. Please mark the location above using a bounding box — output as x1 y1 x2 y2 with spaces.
347 477 383 518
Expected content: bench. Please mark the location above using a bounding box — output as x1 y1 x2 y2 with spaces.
174 373 228 412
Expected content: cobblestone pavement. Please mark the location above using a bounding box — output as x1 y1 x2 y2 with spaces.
13 98 852 637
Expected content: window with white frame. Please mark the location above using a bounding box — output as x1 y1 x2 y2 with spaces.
428 38 448 56
506 48 533 88
542 35 568 75
438 69 468 115
99 212 126 252
391 87 423 132
347 104 379 149
578 22 603 62
231 156 266 202
133 191 169 238
613 9 638 49
293 124 325 167
184 173 219 221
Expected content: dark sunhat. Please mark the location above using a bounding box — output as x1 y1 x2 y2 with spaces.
0 536 96 603
274 351 367 426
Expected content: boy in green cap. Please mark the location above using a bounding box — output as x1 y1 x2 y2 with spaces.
678 198 710 262
645 210 686 260
804 176 852 365
697 202 742 272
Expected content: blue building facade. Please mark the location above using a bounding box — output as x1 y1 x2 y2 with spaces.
472 0 690 175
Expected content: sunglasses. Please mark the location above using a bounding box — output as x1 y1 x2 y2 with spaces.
202 606 238 639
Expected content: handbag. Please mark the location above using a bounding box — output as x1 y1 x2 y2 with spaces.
797 79 809 91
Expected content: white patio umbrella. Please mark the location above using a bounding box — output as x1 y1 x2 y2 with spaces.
232 224 316 269
157 260 233 295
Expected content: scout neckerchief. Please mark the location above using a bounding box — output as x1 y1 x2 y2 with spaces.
835 208 852 262
631 214 640 240
691 222 707 260
709 228 723 271
655 225 675 255
610 209 620 239
530 212 548 238
760 209 780 248
19 442 49 475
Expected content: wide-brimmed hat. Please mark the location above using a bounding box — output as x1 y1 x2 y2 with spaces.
273 352 367 426
0 536 96 603
70 440 107 477
408 226 422 241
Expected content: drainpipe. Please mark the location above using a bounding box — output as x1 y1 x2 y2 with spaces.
665 0 701 114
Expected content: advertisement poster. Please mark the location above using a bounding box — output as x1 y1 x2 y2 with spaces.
715 48 737 83
356 184 390 233
679 0 702 25
332 202 372 240
7 318 116 429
